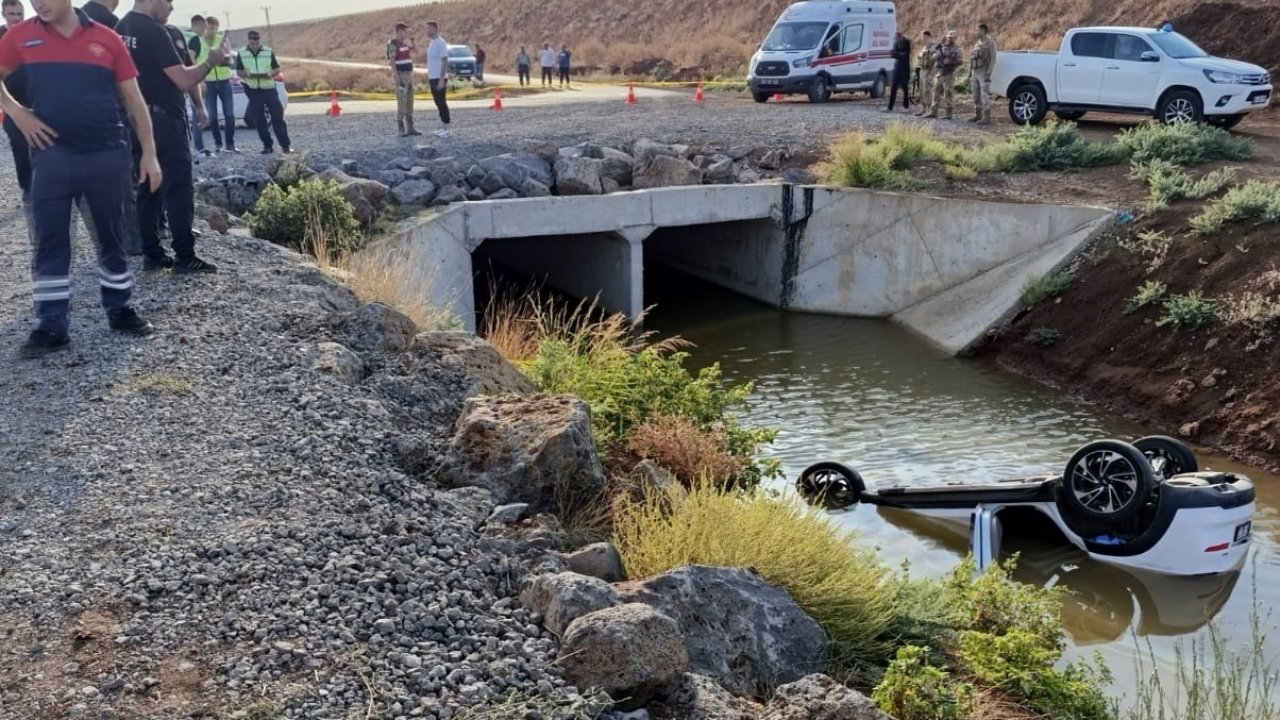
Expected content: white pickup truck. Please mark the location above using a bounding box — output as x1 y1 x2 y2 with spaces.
992 27 1272 129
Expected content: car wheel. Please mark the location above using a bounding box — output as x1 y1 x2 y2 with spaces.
1206 114 1244 130
796 461 865 509
1159 90 1203 125
1055 110 1086 121
1009 83 1048 125
1132 436 1198 481
808 75 832 104
753 91 770 104
1060 440 1155 523
869 73 886 100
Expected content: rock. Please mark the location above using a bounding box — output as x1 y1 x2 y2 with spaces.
617 566 826 698
389 156 416 171
649 673 762 720
391 179 437 206
439 394 606 511
488 188 520 200
194 202 231 233
413 144 440 160
1179 421 1202 438
634 154 703 190
562 142 605 160
431 184 468 206
521 572 621 635
465 164 487 188
703 156 736 184
601 147 634 186
1202 374 1219 388
555 156 606 195
487 503 531 525
311 342 365 384
220 173 271 215
558 603 687 710
761 674 891 720
405 166 432 181
736 166 763 184
410 331 535 397
373 169 407 187
1205 338 1220 352
264 156 286 178
318 167 354 185
521 178 552 197
479 171 508 194
194 180 230 209
424 157 463 188
481 153 554 190
633 139 685 163
466 187 487 201
336 178 392 227
340 159 359 174
520 141 560 165
567 542 626 583
347 302 418 354
757 149 788 170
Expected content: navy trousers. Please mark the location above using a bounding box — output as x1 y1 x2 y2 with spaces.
3 115 31 199
30 145 133 335
246 87 291 151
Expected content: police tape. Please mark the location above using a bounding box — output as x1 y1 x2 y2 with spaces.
285 79 746 100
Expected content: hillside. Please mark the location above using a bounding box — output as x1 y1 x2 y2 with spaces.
265 0 1280 77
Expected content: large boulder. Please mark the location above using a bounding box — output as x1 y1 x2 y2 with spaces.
700 155 736 184
336 178 392 227
555 156 606 195
310 341 365 384
633 139 690 163
649 673 762 720
761 675 892 720
480 152 554 190
391 179 437 206
561 142 605 160
439 394 606 511
520 572 621 635
558 603 688 710
567 542 626 582
194 202 231 233
431 184 469 206
423 157 463 188
617 566 826 698
410 332 534 398
633 155 703 190
601 147 634 187
373 169 407 187
347 302 418 354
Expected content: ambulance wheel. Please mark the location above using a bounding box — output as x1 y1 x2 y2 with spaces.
797 462 865 509
869 73 886 100
808 75 832 104
754 92 770 103
1060 440 1155 522
1133 435 1198 480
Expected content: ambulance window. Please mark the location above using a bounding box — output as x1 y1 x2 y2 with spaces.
820 24 842 57
842 24 864 53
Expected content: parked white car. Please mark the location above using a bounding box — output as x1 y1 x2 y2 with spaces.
992 27 1272 128
747 0 897 104
231 69 290 128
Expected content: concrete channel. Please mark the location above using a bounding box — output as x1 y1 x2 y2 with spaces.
389 184 1113 355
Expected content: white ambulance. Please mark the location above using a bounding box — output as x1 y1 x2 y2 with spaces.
747 0 898 103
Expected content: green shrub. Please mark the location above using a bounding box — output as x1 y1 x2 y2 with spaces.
1118 122 1253 167
957 630 1114 720
1027 326 1062 347
1133 160 1238 211
872 645 976 720
1157 291 1216 329
247 178 364 257
1126 280 1168 314
1190 181 1280 235
817 132 921 189
965 121 1127 173
613 481 896 670
1022 268 1076 306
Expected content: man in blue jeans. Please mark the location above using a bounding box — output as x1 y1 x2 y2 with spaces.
199 14 236 153
0 0 161 357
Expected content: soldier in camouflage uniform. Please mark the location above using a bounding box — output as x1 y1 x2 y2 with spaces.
970 23 998 124
924 30 963 119
913 30 936 117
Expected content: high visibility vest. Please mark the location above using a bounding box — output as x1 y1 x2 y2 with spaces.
237 46 277 89
196 31 232 81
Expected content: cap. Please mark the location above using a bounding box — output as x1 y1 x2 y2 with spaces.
394 22 409 30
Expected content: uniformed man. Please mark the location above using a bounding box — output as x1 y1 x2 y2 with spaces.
387 22 418 136
924 30 963 120
236 30 292 154
0 0 161 356
198 15 235 153
80 0 119 26
0 0 30 203
913 30 935 118
970 23 997 125
117 0 226 274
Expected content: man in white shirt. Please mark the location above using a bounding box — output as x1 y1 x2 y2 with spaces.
424 21 450 137
539 42 554 87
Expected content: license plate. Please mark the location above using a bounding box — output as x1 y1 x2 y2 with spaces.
1235 521 1253 545
759 79 781 86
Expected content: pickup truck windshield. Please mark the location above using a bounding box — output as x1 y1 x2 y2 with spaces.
448 47 473 57
1149 33 1208 59
762 22 828 51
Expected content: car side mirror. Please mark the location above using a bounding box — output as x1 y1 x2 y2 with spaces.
1140 51 1160 62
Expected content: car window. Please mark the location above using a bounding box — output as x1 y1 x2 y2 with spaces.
762 22 828 51
842 24 864 53
1112 34 1154 62
1070 32 1111 59
448 47 471 57
818 24 842 57
1149 32 1208 59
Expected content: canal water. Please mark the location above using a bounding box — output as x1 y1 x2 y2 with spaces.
645 269 1280 702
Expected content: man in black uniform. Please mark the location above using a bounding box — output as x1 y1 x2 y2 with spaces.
116 0 225 274
0 0 30 204
886 31 912 112
80 0 119 25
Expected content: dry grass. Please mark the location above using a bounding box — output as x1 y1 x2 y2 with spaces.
124 372 195 395
309 233 459 331
624 414 746 487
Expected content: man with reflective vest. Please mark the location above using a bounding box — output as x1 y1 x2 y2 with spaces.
183 15 209 155
387 22 418 136
236 30 291 155
198 15 236 153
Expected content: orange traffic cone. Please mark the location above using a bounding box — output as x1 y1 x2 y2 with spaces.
693 82 705 104
773 92 784 102
626 83 637 105
491 86 504 111
326 89 342 117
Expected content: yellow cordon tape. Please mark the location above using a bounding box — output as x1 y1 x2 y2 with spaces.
285 80 745 100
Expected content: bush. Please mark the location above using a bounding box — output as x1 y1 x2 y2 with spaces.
1117 229 1174 273
872 645 975 720
1126 280 1168 314
247 178 364 257
612 481 896 670
957 630 1114 720
1118 122 1254 167
1022 268 1076 306
1190 181 1280 235
1027 326 1062 347
624 414 746 487
1132 160 1237 212
1157 291 1216 329
817 132 920 190
965 121 1127 173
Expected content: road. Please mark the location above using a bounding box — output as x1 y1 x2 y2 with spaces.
280 56 682 115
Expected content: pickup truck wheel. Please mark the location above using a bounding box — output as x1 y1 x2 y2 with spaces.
1009 84 1048 125
808 75 832 104
753 91 770 104
1055 110 1086 121
1159 90 1203 125
1206 114 1244 130
869 73 886 100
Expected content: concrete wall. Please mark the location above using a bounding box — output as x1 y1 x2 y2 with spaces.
645 219 789 308
393 206 477 330
476 232 643 319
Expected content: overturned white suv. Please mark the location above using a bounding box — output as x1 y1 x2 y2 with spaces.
992 27 1272 129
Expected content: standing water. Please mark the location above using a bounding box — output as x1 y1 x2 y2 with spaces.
645 269 1280 702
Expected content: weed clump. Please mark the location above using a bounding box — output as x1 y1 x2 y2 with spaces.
1126 280 1168 314
1131 160 1238 212
1022 268 1076 306
1157 290 1217 329
1118 122 1253 167
247 178 364 257
966 121 1127 173
1190 181 1280 235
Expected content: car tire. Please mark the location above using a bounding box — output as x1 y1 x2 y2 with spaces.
808 75 832 104
796 461 865 509
1133 436 1198 481
1059 439 1155 523
1158 89 1203 125
869 73 886 100
753 91 770 103
1055 110 1086 121
1009 83 1048 125
1206 114 1244 130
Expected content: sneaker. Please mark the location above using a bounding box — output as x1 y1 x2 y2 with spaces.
282 147 293 155
406 130 422 136
18 327 69 358
225 146 242 154
260 147 274 155
107 307 154 336
173 256 218 275
202 149 215 157
433 129 452 138
142 253 174 271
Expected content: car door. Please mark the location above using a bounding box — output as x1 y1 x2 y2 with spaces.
1100 33 1162 108
832 23 863 87
1057 31 1110 105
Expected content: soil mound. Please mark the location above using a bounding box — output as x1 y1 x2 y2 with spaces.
1174 2 1280 73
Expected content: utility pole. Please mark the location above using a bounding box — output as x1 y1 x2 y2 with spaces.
224 11 230 30
261 6 274 48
